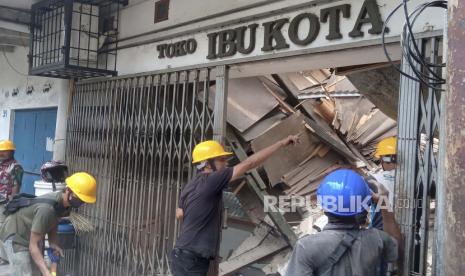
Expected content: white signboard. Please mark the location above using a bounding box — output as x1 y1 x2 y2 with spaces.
117 0 444 74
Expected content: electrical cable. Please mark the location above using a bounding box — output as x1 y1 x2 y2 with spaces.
2 49 29 77
382 0 447 89
2 48 30 96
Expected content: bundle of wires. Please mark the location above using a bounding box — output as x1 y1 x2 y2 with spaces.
382 0 447 89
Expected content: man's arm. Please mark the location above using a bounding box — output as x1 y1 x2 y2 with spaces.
29 232 52 276
47 226 64 258
371 180 404 267
231 135 299 181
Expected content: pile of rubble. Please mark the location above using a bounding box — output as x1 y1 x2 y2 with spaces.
212 70 396 197
208 69 398 275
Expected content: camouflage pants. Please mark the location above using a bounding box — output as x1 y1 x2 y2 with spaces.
0 238 40 276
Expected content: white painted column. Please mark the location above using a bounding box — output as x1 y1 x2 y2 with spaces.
53 80 71 161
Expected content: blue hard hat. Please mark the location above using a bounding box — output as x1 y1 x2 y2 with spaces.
317 169 372 216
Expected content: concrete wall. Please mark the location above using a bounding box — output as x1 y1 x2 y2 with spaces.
0 46 69 160
120 0 272 38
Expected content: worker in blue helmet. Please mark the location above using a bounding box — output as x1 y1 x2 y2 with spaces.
285 169 403 276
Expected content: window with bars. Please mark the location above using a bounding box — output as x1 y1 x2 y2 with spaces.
29 0 126 79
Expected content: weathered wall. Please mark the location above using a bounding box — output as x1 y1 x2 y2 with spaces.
119 0 274 39
346 66 400 120
0 46 69 160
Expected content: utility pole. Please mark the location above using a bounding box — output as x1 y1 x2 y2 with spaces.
443 1 465 275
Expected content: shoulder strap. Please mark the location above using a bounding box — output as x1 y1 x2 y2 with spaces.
32 198 58 206
318 231 359 276
4 196 58 216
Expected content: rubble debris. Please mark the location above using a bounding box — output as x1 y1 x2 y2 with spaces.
206 69 399 276
219 218 289 276
251 111 320 186
207 77 286 132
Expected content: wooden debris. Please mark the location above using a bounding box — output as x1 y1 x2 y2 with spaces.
251 112 320 186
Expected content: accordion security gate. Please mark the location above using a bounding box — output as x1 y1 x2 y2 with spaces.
394 35 443 276
64 68 218 275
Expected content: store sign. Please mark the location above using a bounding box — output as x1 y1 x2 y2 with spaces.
156 0 385 60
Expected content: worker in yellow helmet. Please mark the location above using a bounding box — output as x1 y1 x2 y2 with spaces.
171 136 299 276
375 137 397 172
0 140 23 264
0 171 97 276
0 140 23 203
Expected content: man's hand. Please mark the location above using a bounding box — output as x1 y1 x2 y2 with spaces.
175 208 184 220
368 179 389 204
280 135 300 147
49 243 64 258
232 133 301 181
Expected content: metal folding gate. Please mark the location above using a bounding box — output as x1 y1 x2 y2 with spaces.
395 35 443 276
64 67 221 275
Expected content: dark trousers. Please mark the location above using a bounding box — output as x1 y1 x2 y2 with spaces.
170 248 210 276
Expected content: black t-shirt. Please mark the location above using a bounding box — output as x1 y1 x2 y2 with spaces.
175 167 233 258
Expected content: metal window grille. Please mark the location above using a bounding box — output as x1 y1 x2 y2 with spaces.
63 68 217 275
395 35 443 276
29 0 124 79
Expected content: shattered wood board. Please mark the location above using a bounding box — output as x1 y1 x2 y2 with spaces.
300 101 358 162
286 164 344 196
258 76 287 98
282 151 341 187
359 118 396 145
287 72 316 90
276 73 302 98
251 111 320 186
334 97 375 136
208 77 280 132
303 69 331 84
241 111 287 142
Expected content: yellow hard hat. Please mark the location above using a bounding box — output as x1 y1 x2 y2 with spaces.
65 172 97 203
192 140 232 164
0 140 15 151
375 137 397 159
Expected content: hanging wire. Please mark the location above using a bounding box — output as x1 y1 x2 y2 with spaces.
2 49 30 94
382 0 447 89
2 49 29 77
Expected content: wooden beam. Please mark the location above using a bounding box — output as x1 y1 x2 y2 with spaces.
0 5 31 25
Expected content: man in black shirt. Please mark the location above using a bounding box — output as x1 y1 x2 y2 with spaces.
171 136 299 276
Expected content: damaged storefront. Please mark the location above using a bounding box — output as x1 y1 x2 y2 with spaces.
32 0 444 275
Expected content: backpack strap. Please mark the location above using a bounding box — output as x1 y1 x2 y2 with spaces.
4 196 58 216
318 231 359 276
